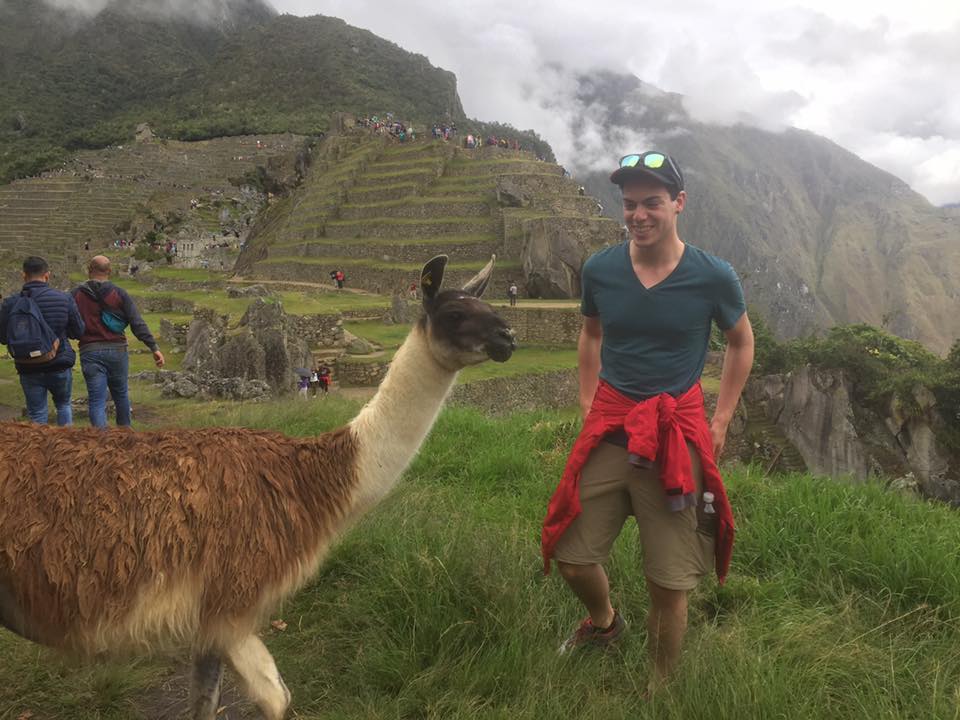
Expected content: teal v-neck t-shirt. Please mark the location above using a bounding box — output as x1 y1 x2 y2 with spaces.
581 241 745 400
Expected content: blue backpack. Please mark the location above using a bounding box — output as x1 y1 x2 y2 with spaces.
6 290 61 365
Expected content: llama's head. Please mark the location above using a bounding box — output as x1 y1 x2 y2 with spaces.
419 254 516 369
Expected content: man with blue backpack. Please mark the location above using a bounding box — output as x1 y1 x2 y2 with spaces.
0 256 85 425
72 255 164 428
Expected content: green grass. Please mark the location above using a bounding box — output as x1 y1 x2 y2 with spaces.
132 287 390 320
2 400 959 718
458 347 578 382
344 321 413 349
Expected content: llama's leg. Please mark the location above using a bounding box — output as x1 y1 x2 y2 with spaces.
225 634 291 720
189 653 224 720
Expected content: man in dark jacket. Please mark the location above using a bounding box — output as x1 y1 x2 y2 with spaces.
0 256 85 425
72 255 164 428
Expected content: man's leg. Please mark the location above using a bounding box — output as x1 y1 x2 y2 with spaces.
630 443 712 691
81 354 109 428
18 373 49 424
553 442 633 648
645 580 688 691
104 350 131 426
48 369 73 427
557 562 615 629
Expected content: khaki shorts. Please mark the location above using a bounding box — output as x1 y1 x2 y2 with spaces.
553 440 715 591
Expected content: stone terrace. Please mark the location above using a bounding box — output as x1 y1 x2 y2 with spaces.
236 132 620 298
0 134 304 264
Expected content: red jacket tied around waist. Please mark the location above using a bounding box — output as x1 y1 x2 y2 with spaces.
542 381 735 583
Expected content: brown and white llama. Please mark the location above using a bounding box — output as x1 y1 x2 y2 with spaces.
0 255 515 720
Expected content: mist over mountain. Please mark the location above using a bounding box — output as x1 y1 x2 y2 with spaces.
572 72 960 354
35 0 277 27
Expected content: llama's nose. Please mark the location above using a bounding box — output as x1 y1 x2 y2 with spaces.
498 327 517 348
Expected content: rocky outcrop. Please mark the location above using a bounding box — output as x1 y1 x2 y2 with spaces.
227 284 272 298
133 370 271 402
181 299 313 394
747 365 959 505
519 217 620 298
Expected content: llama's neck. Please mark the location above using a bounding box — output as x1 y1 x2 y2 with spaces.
348 325 457 513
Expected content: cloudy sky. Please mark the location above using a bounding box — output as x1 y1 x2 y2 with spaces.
270 0 960 206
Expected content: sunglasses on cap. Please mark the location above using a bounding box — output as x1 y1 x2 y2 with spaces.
619 151 681 179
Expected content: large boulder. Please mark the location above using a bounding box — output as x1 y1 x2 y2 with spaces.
521 217 620 298
180 299 313 394
182 309 227 373
239 299 314 392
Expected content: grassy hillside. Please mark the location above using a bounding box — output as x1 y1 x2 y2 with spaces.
0 1 464 184
1 399 959 718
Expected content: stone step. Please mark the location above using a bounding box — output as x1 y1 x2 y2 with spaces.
337 198 491 221
324 217 498 240
442 160 551 178
352 168 441 188
270 236 502 263
347 183 421 203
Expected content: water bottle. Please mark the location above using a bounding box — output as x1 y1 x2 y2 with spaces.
697 491 717 536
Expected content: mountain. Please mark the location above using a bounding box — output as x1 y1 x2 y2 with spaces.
0 0 464 182
573 72 960 355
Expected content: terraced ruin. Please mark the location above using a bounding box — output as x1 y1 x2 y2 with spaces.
234 129 622 297
0 132 306 266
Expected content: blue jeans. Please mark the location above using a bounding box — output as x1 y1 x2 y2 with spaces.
81 348 131 427
19 368 73 426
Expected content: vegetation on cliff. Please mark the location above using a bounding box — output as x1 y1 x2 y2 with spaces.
753 318 960 449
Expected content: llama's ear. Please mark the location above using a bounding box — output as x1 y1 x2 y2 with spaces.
461 253 496 298
420 255 448 302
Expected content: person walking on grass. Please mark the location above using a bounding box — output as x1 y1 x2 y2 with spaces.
0 256 84 426
541 151 754 694
72 255 164 428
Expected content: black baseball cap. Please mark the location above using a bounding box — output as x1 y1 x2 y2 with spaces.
609 151 684 193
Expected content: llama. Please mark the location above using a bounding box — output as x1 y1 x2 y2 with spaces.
0 254 515 720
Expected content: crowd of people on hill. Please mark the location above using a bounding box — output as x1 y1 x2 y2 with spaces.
353 112 541 158
356 114 416 142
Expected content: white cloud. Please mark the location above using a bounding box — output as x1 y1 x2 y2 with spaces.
272 0 960 205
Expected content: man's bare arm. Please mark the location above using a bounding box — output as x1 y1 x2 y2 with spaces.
578 315 603 419
711 312 755 458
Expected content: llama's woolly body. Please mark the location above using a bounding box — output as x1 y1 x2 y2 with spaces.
0 422 359 655
0 255 515 719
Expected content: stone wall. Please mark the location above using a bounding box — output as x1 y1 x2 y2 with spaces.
295 239 500 263
288 312 344 348
496 306 581 346
336 357 390 387
159 318 190 351
449 369 578 414
131 294 196 314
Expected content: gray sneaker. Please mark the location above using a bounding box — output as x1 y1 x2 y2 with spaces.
558 610 626 655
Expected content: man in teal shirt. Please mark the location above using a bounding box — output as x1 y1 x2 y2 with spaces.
552 151 754 692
